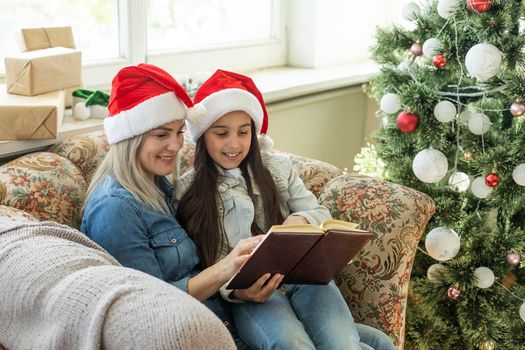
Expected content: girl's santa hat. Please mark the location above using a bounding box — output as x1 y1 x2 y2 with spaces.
187 69 273 151
104 63 193 144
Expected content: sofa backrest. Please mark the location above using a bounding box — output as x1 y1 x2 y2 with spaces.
0 130 342 228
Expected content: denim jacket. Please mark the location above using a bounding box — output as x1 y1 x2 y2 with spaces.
81 175 200 292
175 152 331 301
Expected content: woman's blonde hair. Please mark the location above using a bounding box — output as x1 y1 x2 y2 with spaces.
84 133 174 214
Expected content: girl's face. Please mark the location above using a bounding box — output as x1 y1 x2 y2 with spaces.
139 119 185 181
203 111 252 169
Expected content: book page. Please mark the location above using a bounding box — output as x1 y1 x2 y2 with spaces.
270 224 324 233
321 219 361 232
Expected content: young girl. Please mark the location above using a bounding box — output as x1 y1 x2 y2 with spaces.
176 69 395 350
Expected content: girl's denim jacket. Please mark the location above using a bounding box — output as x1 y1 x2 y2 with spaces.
176 152 331 301
81 175 200 292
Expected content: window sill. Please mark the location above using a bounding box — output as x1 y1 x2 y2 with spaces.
0 61 379 161
250 61 379 103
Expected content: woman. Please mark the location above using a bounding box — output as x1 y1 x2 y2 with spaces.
81 64 260 349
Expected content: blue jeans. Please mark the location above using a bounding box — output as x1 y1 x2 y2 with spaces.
203 294 253 349
232 281 395 350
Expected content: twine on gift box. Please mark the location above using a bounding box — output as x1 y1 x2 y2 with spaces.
7 61 31 94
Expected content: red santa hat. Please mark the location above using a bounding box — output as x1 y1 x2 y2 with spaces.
187 69 273 151
104 63 193 144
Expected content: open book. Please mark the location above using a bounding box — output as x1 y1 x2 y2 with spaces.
226 219 373 290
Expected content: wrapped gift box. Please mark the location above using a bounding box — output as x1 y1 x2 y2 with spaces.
5 47 81 97
17 26 76 52
0 87 65 140
16 27 80 106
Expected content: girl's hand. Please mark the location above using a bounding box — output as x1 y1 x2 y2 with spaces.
219 235 264 281
282 215 309 225
231 273 284 303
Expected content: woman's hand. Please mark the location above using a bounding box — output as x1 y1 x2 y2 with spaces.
282 215 309 225
231 273 284 303
219 235 264 281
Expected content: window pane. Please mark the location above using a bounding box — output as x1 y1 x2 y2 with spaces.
0 0 119 72
147 0 274 53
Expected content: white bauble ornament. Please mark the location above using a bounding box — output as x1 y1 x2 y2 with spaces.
468 113 492 135
380 93 401 114
465 43 502 81
425 227 461 261
512 164 525 186
427 263 446 283
471 176 493 198
412 148 449 183
520 303 525 322
459 109 472 123
434 101 457 123
402 2 421 21
422 38 443 58
437 0 460 19
448 172 470 192
474 266 495 289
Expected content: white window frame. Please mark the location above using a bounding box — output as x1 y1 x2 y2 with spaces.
68 0 287 88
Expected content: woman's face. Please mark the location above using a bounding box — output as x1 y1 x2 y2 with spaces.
139 119 185 181
203 111 252 170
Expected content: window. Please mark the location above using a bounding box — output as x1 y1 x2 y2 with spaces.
0 0 120 72
147 0 274 53
145 0 285 77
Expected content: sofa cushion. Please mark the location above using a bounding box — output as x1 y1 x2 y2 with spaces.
287 153 343 197
48 130 110 182
0 152 87 227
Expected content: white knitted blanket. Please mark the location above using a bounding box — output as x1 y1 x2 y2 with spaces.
0 221 235 350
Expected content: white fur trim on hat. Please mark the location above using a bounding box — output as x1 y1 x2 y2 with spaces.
187 88 263 141
104 92 186 144
257 134 274 152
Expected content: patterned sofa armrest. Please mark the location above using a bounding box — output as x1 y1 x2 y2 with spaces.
318 174 435 349
0 205 39 223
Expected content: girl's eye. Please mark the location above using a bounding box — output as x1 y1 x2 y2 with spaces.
177 129 185 135
154 133 169 138
216 132 228 137
239 131 248 136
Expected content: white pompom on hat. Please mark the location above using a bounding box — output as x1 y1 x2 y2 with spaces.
187 69 273 151
104 64 193 144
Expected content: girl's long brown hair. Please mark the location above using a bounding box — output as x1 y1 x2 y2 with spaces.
176 122 284 268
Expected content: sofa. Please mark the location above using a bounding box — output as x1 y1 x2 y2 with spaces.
0 130 435 349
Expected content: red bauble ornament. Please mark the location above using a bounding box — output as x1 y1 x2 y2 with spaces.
485 172 500 187
467 0 494 13
396 111 420 133
447 286 461 300
433 54 447 68
410 42 423 56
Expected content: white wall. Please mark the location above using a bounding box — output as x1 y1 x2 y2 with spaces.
288 0 405 68
267 85 379 169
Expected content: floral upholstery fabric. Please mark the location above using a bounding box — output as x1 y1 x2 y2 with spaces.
318 174 435 349
0 153 87 228
179 133 196 175
48 130 110 182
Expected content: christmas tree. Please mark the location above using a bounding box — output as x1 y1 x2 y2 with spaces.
362 0 525 348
